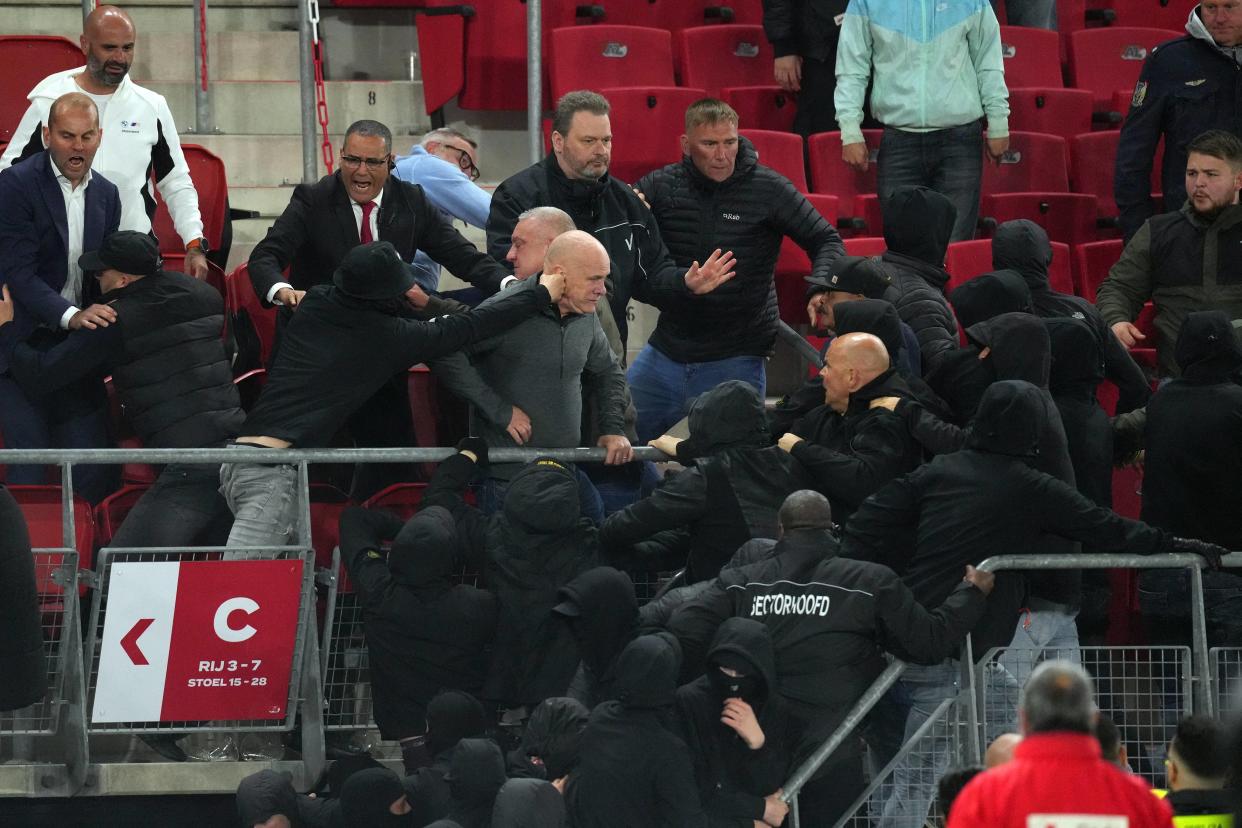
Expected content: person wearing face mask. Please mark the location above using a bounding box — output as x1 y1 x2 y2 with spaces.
338 767 415 827
675 618 795 828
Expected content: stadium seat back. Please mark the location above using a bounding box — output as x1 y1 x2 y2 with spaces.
1073 239 1125 302
94 484 150 548
739 129 806 191
225 263 278 374
8 485 94 597
723 86 797 133
1106 0 1197 30
999 27 1063 88
981 131 1070 196
1067 27 1183 109
150 144 229 256
548 25 675 101
843 237 886 257
1007 87 1092 142
601 86 706 183
309 484 350 572
1069 131 1163 226
807 130 883 219
775 194 839 323
944 240 995 292
0 36 82 144
677 25 773 96
160 253 227 299
980 192 1100 245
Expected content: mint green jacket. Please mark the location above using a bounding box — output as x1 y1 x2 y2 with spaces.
833 0 1010 145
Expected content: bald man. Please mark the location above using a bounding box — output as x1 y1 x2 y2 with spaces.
431 230 630 518
0 92 121 503
773 332 923 524
1 5 208 277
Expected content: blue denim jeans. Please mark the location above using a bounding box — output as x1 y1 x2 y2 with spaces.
220 452 300 550
478 466 606 526
626 346 766 444
581 460 660 517
877 120 984 242
1140 568 1242 647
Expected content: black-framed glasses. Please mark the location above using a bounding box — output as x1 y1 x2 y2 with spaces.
443 144 481 181
340 153 389 171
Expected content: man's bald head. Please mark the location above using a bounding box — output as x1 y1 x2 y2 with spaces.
820 332 891 413
47 92 99 130
508 207 576 279
984 733 1021 768
544 230 610 315
778 490 834 535
80 5 135 92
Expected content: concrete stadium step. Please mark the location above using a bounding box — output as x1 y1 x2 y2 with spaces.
140 79 430 137
133 31 301 82
0 0 299 35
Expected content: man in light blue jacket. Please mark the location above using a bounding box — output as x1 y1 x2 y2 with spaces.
834 0 1010 242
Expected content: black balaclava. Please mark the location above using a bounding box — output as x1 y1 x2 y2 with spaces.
426 689 487 758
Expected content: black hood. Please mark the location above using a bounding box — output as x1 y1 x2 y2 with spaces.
390 505 457 588
1045 316 1104 393
503 459 582 535
706 617 777 704
446 738 508 811
339 767 410 827
683 380 771 457
610 633 682 709
966 380 1045 458
491 778 567 828
883 185 957 266
426 689 487 758
236 770 301 828
553 567 639 678
1175 310 1242 382
518 697 589 781
833 298 903 363
683 134 759 191
950 270 1033 330
991 219 1053 292
966 312 1051 387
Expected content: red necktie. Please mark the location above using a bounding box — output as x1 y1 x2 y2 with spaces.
359 200 375 244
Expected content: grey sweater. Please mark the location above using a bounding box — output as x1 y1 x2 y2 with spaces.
431 277 628 474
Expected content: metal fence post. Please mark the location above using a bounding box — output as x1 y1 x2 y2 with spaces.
298 0 319 183
526 0 542 164
299 558 327 785
191 0 213 134
60 565 90 794
1189 565 1213 715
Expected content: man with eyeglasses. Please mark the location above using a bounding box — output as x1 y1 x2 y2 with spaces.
247 118 510 499
394 128 492 294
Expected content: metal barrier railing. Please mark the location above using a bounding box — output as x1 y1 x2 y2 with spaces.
1211 647 1242 718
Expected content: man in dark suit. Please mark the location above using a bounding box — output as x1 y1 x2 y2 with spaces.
0 92 121 502
247 118 510 498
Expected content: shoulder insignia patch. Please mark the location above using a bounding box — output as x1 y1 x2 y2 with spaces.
1131 81 1148 108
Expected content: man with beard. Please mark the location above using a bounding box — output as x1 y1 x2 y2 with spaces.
1097 129 1242 377
0 5 208 278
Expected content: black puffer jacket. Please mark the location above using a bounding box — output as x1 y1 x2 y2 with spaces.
338 505 497 740
637 138 843 361
600 381 815 584
992 219 1151 413
880 186 959 374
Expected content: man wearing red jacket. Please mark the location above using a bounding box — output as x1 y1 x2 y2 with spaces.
947 660 1174 828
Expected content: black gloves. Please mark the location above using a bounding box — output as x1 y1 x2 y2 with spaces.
1170 536 1228 570
455 437 489 465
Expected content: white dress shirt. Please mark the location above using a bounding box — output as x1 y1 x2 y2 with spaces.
53 163 92 329
265 190 384 304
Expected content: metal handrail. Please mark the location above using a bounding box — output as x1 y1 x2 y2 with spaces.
0 445 670 465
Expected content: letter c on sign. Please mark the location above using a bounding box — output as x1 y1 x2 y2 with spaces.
214 597 259 643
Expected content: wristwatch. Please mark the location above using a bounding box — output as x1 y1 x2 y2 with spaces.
186 237 210 255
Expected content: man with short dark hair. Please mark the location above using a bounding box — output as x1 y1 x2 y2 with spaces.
486 90 736 351
629 97 844 440
1164 715 1231 821
946 661 1175 828
1098 128 1242 376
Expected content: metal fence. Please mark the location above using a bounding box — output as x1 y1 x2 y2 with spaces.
1212 647 1242 718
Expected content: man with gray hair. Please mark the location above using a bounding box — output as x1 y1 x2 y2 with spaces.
946 661 1174 827
393 127 491 292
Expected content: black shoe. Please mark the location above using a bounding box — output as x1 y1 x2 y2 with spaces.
140 734 188 762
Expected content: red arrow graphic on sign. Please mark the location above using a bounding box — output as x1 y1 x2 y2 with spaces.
121 618 155 666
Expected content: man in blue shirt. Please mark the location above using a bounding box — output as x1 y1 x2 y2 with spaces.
393 127 491 292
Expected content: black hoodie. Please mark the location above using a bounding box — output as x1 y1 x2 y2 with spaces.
566 635 708 827
507 696 589 780
338 505 497 739
637 136 845 361
879 186 959 374
991 219 1151 414
339 768 414 828
602 381 814 583
402 690 488 823
237 769 303 828
492 778 567 828
444 738 508 828
675 618 797 828
553 567 642 708
844 380 1172 656
1142 311 1242 546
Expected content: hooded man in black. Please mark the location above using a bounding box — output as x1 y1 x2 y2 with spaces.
338 767 413 827
338 504 496 753
492 778 567 828
440 738 508 828
675 617 797 828
403 690 488 819
991 219 1151 414
1139 311 1242 646
878 185 959 375
421 441 598 710
506 696 589 781
604 380 814 583
566 634 709 827
672 489 992 827
842 380 1228 827
551 566 642 709
236 769 305 828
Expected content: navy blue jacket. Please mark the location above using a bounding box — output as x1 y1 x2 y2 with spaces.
1115 32 1242 240
0 151 121 372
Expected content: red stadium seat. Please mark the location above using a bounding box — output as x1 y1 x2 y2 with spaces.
8 485 94 597
739 129 806 191
775 193 839 324
361 483 428 521
600 0 760 29
981 131 1070 196
722 86 797 133
1047 240 1075 295
225 262 278 374
999 27 1063 89
979 192 1100 245
308 484 350 572
548 26 675 101
1069 131 1163 232
94 484 150 548
600 86 706 183
161 253 227 297
944 240 995 292
1067 27 1182 111
408 364 470 478
104 376 157 485
677 25 773 97
1102 0 1196 30
150 144 229 257
0 36 82 144
1006 88 1092 142
807 130 883 232
1073 239 1124 302
843 237 886 257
